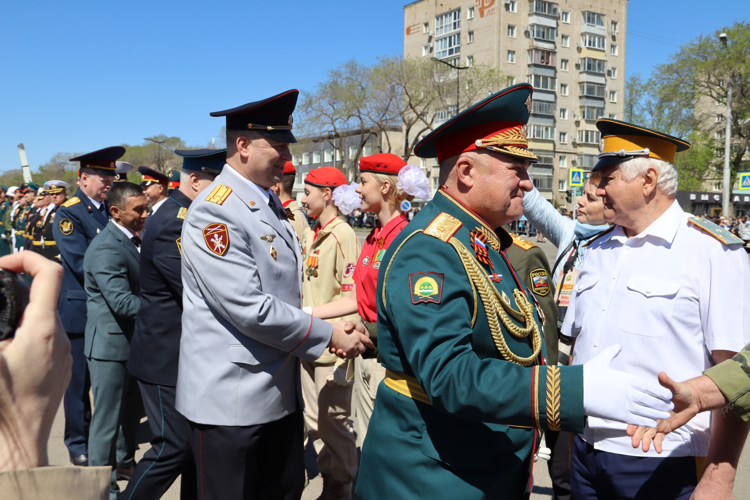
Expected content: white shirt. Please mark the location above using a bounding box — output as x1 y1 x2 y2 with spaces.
112 221 140 253
151 197 168 214
562 200 750 458
86 195 102 210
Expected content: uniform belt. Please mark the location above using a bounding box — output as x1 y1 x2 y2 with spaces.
384 369 432 406
32 241 42 246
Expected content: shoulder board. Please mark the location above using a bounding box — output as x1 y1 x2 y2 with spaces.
205 185 232 205
688 216 744 245
424 212 462 242
61 197 80 208
582 225 616 248
511 234 536 251
177 207 187 219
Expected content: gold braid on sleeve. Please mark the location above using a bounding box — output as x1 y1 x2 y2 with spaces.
447 238 542 366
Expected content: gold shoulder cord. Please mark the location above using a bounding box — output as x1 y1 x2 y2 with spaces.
447 237 542 367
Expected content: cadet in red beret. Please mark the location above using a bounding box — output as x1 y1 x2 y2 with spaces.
299 166 361 496
310 153 431 448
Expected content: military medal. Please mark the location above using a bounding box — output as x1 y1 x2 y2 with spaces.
270 246 277 261
261 233 276 244
305 249 320 279
470 230 493 271
489 273 503 282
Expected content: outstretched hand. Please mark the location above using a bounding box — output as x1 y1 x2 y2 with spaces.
328 320 374 359
0 252 70 471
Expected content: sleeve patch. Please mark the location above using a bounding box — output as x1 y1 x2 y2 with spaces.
341 283 354 292
409 272 444 304
202 223 230 256
343 263 356 278
59 218 74 235
205 185 232 205
529 268 550 296
177 207 187 219
61 197 80 208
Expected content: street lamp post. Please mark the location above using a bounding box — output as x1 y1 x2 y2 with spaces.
719 33 732 217
431 57 470 115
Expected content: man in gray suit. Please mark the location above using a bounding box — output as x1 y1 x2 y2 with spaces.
83 182 149 500
177 90 372 500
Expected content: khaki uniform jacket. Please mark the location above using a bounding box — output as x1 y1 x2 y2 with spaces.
704 341 750 421
302 216 360 364
285 199 308 242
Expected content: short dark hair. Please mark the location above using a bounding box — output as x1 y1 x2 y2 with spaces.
108 182 144 210
281 173 295 195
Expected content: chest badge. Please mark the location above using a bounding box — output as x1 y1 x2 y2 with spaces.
529 268 550 296
362 256 370 267
203 223 230 256
270 246 277 261
306 249 320 279
261 233 277 244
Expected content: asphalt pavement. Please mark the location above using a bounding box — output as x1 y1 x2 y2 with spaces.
45 233 749 499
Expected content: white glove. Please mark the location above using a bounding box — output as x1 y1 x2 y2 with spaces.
583 344 673 428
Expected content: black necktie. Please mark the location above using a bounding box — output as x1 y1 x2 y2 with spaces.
131 235 141 248
268 196 278 215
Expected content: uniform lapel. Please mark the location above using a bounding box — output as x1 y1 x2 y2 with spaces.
107 221 140 261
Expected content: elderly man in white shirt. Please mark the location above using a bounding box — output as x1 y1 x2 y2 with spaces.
563 119 750 500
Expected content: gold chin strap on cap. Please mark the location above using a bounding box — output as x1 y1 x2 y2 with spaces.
246 123 293 131
447 237 542 366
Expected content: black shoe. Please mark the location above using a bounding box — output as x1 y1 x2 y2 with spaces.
70 454 88 466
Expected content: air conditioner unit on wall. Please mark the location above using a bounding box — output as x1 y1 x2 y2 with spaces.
575 59 582 66
524 25 531 35
572 140 578 147
571 157 577 165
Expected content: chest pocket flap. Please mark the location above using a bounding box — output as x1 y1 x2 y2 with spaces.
574 272 600 293
227 343 283 366
626 276 680 298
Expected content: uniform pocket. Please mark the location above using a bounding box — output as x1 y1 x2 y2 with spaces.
420 430 493 470
227 343 282 366
617 276 680 338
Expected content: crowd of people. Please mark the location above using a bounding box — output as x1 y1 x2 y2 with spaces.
0 83 749 500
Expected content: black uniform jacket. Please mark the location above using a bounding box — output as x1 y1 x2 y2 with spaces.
128 190 191 386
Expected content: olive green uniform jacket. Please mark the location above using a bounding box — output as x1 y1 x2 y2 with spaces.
704 342 750 421
356 190 584 500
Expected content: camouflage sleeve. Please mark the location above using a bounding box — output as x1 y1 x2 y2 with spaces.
704 343 750 422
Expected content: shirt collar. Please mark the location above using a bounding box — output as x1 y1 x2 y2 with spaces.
610 200 685 245
151 197 168 213
86 194 102 210
113 221 135 240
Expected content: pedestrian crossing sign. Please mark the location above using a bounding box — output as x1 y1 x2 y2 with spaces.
569 168 584 187
740 172 750 191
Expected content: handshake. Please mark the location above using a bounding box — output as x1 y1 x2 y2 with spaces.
327 320 374 359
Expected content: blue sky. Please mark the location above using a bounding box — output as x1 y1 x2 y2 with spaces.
0 0 747 173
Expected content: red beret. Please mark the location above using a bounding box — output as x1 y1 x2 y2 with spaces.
358 153 407 175
305 167 347 188
283 161 296 175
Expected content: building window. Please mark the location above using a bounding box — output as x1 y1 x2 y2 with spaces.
508 25 516 38
506 76 517 86
581 33 606 50
468 6 475 19
580 106 604 120
324 149 333 162
611 44 618 56
528 74 556 90
348 146 357 159
420 158 427 169
609 90 617 102
578 130 602 144
561 11 570 23
579 82 606 98
578 154 598 168
507 50 515 63
559 155 568 168
422 45 430 56
559 179 568 191
582 57 607 74
363 145 373 157
532 176 553 191
531 101 556 115
336 150 342 161
715 130 723 140
313 151 321 164
716 114 724 123
611 20 618 34
582 11 605 27
559 132 568 143
528 124 555 140
536 152 554 166
561 35 570 47
560 83 569 95
560 59 568 71
423 22 430 34
559 108 568 119
466 55 474 66
529 24 557 42
528 49 556 66
609 113 616 119
435 10 460 36
507 0 517 13
529 0 559 16
302 152 310 165
468 31 474 43
436 107 457 124
435 33 461 59
608 67 617 78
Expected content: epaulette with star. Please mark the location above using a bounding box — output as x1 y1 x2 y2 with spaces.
688 216 744 245
205 185 232 205
61 197 80 208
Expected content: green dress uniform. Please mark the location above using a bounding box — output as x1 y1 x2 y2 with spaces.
0 199 11 256
704 342 750 422
356 190 584 500
13 204 29 251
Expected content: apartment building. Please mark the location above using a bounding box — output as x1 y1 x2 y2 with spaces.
404 0 627 208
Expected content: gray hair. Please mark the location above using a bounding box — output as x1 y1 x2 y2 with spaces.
618 157 678 196
180 170 214 184
108 182 144 210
